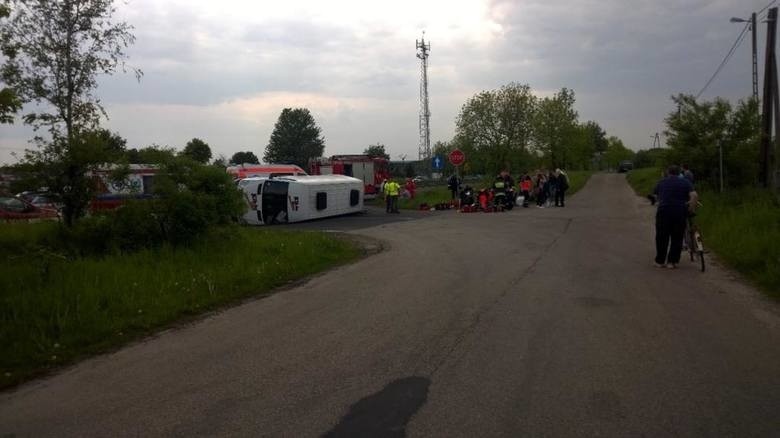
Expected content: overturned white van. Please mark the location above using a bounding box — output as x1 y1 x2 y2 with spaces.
238 175 364 225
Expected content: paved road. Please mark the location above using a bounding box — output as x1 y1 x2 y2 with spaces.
2 174 779 437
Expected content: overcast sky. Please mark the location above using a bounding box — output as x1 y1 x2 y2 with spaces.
0 0 768 164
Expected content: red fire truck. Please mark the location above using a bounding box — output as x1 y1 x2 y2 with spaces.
309 155 390 198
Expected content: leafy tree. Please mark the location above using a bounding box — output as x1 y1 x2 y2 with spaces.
634 147 667 169
364 143 390 160
181 138 212 164
263 108 325 168
0 0 139 225
229 151 259 165
603 136 635 170
23 130 127 226
0 3 21 123
664 94 759 189
455 82 536 174
532 88 578 169
212 154 228 168
126 144 176 164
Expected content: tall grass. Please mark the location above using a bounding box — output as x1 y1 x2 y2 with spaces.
626 167 663 196
0 225 359 388
626 167 780 298
696 190 780 298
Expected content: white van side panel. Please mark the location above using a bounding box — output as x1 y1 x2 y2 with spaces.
287 181 363 223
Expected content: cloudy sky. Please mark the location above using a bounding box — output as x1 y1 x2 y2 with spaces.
0 0 768 164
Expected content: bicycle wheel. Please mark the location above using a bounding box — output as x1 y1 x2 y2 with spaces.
694 231 705 272
687 230 695 262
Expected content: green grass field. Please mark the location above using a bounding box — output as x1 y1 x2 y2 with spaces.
0 224 359 388
626 167 780 298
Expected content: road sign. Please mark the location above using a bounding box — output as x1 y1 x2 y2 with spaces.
432 155 444 170
449 149 465 166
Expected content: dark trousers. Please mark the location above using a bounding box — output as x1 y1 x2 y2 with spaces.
655 207 687 264
555 189 566 206
389 195 399 213
450 188 458 199
385 195 392 213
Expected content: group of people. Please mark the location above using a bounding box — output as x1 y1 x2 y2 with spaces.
449 169 570 210
381 178 418 213
527 169 569 208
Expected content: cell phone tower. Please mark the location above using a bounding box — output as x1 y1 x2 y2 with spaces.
416 33 431 161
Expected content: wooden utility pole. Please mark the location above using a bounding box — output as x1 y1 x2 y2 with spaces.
759 8 778 188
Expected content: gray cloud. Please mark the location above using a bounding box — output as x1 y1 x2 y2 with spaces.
0 0 768 164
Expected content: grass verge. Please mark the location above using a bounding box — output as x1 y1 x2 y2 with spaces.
626 167 662 196
626 167 780 299
0 224 360 389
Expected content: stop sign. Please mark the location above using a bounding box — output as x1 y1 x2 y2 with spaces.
449 149 465 166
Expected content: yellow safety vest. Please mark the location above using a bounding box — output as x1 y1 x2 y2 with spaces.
386 182 400 196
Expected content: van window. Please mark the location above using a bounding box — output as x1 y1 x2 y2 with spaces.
316 192 327 210
350 189 359 206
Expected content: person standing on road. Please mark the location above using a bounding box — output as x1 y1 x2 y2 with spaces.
385 179 401 214
653 165 698 268
447 173 461 200
554 169 569 207
535 173 547 207
520 174 532 208
546 171 558 207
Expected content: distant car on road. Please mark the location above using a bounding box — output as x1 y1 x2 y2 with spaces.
1 197 59 222
412 176 427 183
618 161 634 173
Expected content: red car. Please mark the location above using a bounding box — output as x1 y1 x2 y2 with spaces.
0 197 60 222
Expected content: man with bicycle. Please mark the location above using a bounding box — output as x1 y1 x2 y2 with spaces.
653 165 699 269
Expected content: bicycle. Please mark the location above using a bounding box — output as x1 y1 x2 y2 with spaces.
685 209 705 272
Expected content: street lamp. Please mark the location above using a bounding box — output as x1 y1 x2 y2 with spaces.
730 13 759 106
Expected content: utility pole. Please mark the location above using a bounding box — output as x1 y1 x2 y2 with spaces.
416 33 431 164
752 12 759 106
651 132 661 149
759 7 778 188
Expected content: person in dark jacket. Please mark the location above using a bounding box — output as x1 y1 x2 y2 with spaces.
653 165 699 268
447 174 461 200
554 168 569 207
546 171 558 207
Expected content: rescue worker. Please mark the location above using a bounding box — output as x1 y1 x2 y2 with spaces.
405 178 417 199
493 175 506 209
384 179 401 213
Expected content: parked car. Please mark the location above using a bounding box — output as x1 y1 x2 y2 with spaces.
28 194 63 211
0 197 60 221
618 161 634 173
412 175 427 183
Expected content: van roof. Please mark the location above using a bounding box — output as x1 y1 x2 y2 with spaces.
241 174 362 185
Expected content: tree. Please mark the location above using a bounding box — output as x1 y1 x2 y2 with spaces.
0 0 139 225
181 138 212 164
263 108 325 168
603 136 635 170
229 151 259 165
126 144 176 164
364 143 390 159
455 82 536 174
532 88 579 169
664 94 759 188
0 2 21 123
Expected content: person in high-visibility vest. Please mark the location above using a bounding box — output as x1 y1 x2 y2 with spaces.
384 179 401 213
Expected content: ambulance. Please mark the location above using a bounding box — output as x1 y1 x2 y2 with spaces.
238 175 364 225
226 163 308 180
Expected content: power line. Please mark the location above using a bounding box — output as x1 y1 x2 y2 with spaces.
696 23 750 99
758 0 777 15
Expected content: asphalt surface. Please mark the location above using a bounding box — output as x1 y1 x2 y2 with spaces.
2 173 779 437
